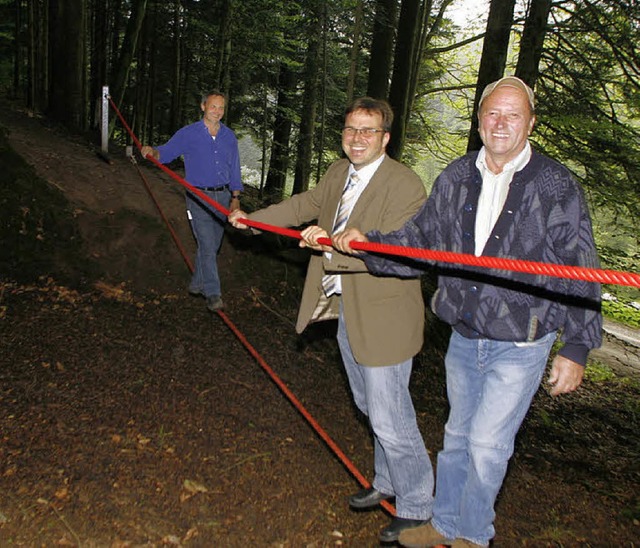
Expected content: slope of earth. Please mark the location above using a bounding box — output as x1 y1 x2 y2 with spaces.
0 101 638 547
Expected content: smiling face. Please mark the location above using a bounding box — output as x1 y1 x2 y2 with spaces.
341 109 390 170
478 85 536 173
201 94 225 126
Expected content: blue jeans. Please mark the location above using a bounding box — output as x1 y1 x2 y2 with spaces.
186 188 231 298
337 308 434 520
432 330 556 545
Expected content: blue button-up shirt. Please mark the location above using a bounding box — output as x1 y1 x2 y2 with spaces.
156 120 243 192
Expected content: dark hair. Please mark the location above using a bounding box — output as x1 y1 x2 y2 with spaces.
345 97 394 132
201 90 226 104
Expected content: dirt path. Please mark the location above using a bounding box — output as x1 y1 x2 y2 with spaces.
1 102 639 546
591 319 640 378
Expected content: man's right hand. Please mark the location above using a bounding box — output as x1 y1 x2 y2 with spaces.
140 145 157 160
228 209 250 229
332 228 368 255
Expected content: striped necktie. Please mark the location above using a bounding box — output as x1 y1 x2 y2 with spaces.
321 172 360 297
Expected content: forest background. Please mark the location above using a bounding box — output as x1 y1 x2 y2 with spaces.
0 1 639 544
1 0 639 305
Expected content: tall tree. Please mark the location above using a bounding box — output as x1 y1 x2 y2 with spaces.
346 0 364 103
214 0 232 89
466 0 516 151
367 0 398 100
26 0 49 112
89 0 108 128
109 0 148 122
515 0 552 86
535 0 640 226
387 0 422 159
169 0 182 131
263 63 297 201
292 0 323 195
48 0 87 130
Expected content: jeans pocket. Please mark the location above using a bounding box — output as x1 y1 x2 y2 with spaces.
513 331 556 348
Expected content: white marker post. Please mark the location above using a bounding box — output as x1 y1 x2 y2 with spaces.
101 85 109 154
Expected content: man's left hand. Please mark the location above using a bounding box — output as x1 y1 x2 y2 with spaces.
547 355 584 396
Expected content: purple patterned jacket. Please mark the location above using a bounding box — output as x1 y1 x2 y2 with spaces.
365 149 602 366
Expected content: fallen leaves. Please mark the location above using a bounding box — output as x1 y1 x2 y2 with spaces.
180 478 208 502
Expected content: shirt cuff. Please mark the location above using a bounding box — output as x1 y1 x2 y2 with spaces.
557 343 589 367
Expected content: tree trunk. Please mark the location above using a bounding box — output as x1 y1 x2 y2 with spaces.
13 0 24 100
214 0 231 88
467 0 516 152
315 2 329 185
515 0 552 88
110 0 148 119
170 0 182 131
367 0 398 100
292 2 322 195
27 0 35 109
387 0 422 160
89 0 108 128
346 0 364 103
263 63 296 201
48 0 87 131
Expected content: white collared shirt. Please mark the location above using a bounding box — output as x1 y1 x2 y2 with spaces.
338 153 385 222
328 153 386 294
474 142 531 256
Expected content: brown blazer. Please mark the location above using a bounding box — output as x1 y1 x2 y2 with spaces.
249 156 427 366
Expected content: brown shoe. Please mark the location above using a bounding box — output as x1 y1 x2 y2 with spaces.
452 539 487 548
379 517 429 543
399 522 454 548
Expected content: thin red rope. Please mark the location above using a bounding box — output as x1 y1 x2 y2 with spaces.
131 157 194 272
108 96 395 515
216 309 396 516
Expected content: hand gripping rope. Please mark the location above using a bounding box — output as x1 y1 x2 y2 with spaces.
108 95 640 522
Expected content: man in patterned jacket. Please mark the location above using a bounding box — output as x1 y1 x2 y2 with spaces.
332 77 602 548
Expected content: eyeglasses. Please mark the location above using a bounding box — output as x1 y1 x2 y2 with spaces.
342 127 385 137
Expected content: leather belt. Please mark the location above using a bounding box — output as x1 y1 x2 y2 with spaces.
199 184 229 192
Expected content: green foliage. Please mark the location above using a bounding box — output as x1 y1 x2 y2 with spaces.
584 360 617 383
602 300 640 328
533 0 640 265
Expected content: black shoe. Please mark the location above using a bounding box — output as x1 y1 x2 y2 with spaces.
348 487 394 509
379 517 429 544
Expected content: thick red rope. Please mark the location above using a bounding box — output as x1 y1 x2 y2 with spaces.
107 95 639 289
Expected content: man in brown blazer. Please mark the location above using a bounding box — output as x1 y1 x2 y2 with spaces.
229 97 433 542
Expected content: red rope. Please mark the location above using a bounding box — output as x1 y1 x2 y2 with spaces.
130 158 194 272
349 241 640 288
108 96 395 514
216 309 396 516
108 94 639 288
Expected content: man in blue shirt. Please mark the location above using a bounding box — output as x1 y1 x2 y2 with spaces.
142 91 243 311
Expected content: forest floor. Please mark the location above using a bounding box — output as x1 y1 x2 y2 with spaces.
0 101 639 547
